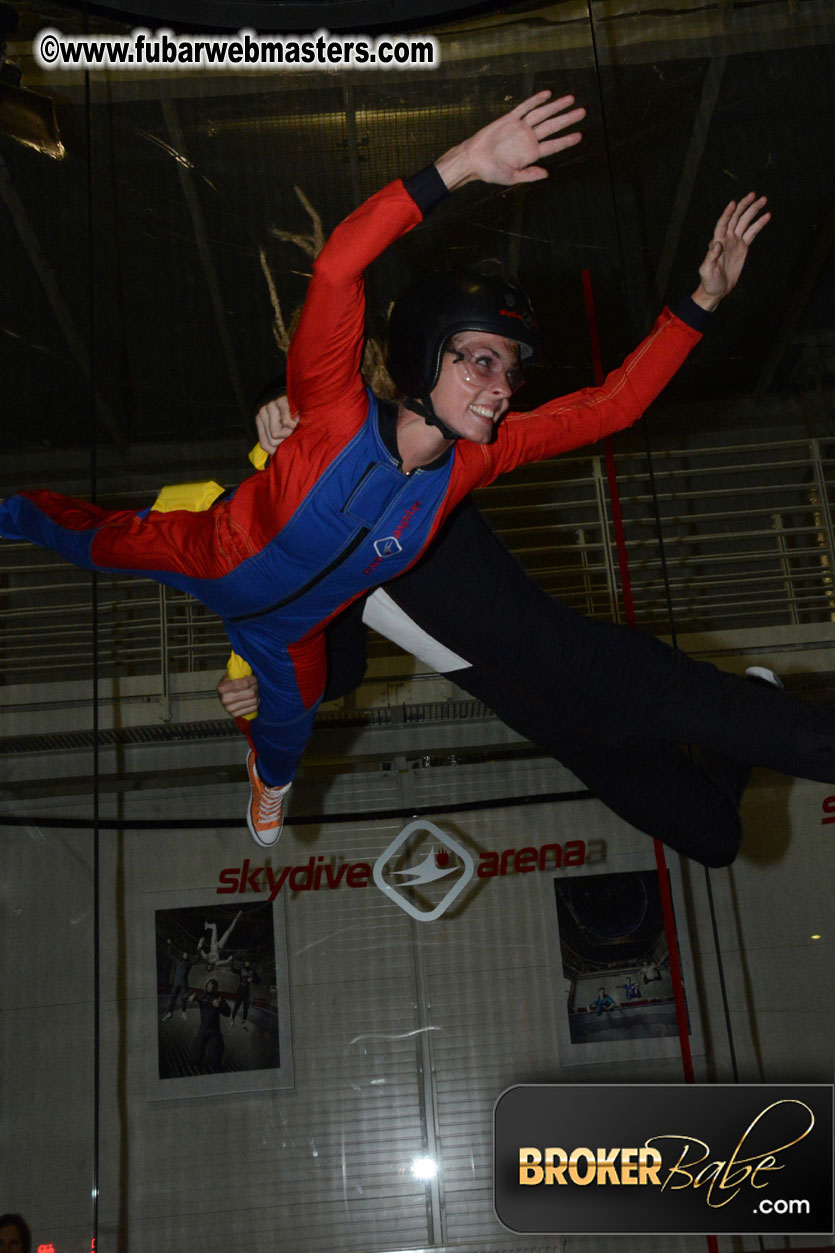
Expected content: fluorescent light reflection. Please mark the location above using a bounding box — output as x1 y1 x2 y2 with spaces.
410 1155 438 1181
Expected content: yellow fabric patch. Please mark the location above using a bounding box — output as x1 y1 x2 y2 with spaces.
151 480 225 513
227 650 256 720
248 443 269 471
227 650 253 680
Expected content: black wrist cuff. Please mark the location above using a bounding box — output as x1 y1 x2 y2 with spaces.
670 294 713 333
256 376 286 409
403 164 450 217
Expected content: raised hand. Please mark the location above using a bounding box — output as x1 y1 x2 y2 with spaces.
693 193 770 310
435 90 586 192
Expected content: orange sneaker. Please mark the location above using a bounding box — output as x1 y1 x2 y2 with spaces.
246 750 291 847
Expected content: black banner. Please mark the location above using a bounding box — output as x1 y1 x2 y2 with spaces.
494 1084 834 1236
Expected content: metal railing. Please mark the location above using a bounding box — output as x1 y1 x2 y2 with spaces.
3 436 835 690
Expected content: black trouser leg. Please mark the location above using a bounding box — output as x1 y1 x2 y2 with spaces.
206 1033 224 1073
433 637 750 866
365 501 834 864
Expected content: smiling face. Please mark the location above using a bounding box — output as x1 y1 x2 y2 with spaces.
429 330 522 443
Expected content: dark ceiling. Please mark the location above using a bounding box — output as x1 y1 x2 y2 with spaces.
1 0 834 479
64 0 508 34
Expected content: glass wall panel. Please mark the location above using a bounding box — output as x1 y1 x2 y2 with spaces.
1 0 833 1249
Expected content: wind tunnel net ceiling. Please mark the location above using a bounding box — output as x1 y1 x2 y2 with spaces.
1 0 834 458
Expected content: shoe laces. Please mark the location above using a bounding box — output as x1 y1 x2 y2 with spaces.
254 781 287 823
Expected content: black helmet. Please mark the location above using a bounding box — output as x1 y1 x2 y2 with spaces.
388 269 541 401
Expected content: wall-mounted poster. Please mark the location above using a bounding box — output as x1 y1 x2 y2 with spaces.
543 850 703 1066
145 888 293 1099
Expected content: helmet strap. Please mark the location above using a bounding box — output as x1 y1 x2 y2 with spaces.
404 395 460 442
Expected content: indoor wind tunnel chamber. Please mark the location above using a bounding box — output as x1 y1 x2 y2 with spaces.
0 1 834 1250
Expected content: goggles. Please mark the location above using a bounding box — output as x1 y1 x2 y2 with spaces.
446 343 525 395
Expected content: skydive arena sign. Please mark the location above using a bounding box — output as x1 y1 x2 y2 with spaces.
494 1084 835 1236
217 826 586 916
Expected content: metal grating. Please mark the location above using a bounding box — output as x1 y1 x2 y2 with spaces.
0 698 496 754
4 438 835 689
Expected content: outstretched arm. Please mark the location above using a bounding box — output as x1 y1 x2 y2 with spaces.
287 90 585 420
481 192 771 479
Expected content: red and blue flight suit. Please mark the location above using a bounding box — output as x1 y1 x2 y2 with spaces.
0 165 707 792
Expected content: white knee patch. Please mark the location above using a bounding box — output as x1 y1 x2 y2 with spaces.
362 588 471 673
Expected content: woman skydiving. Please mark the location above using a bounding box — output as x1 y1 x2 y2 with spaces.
5 88 800 864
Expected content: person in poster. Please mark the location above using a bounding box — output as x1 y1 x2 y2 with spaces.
229 957 260 1030
161 938 202 1021
198 910 241 970
191 978 231 1074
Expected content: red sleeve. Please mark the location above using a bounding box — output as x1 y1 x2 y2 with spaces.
286 180 424 425
471 307 703 486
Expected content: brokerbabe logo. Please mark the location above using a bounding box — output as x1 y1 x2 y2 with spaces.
494 1084 834 1236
